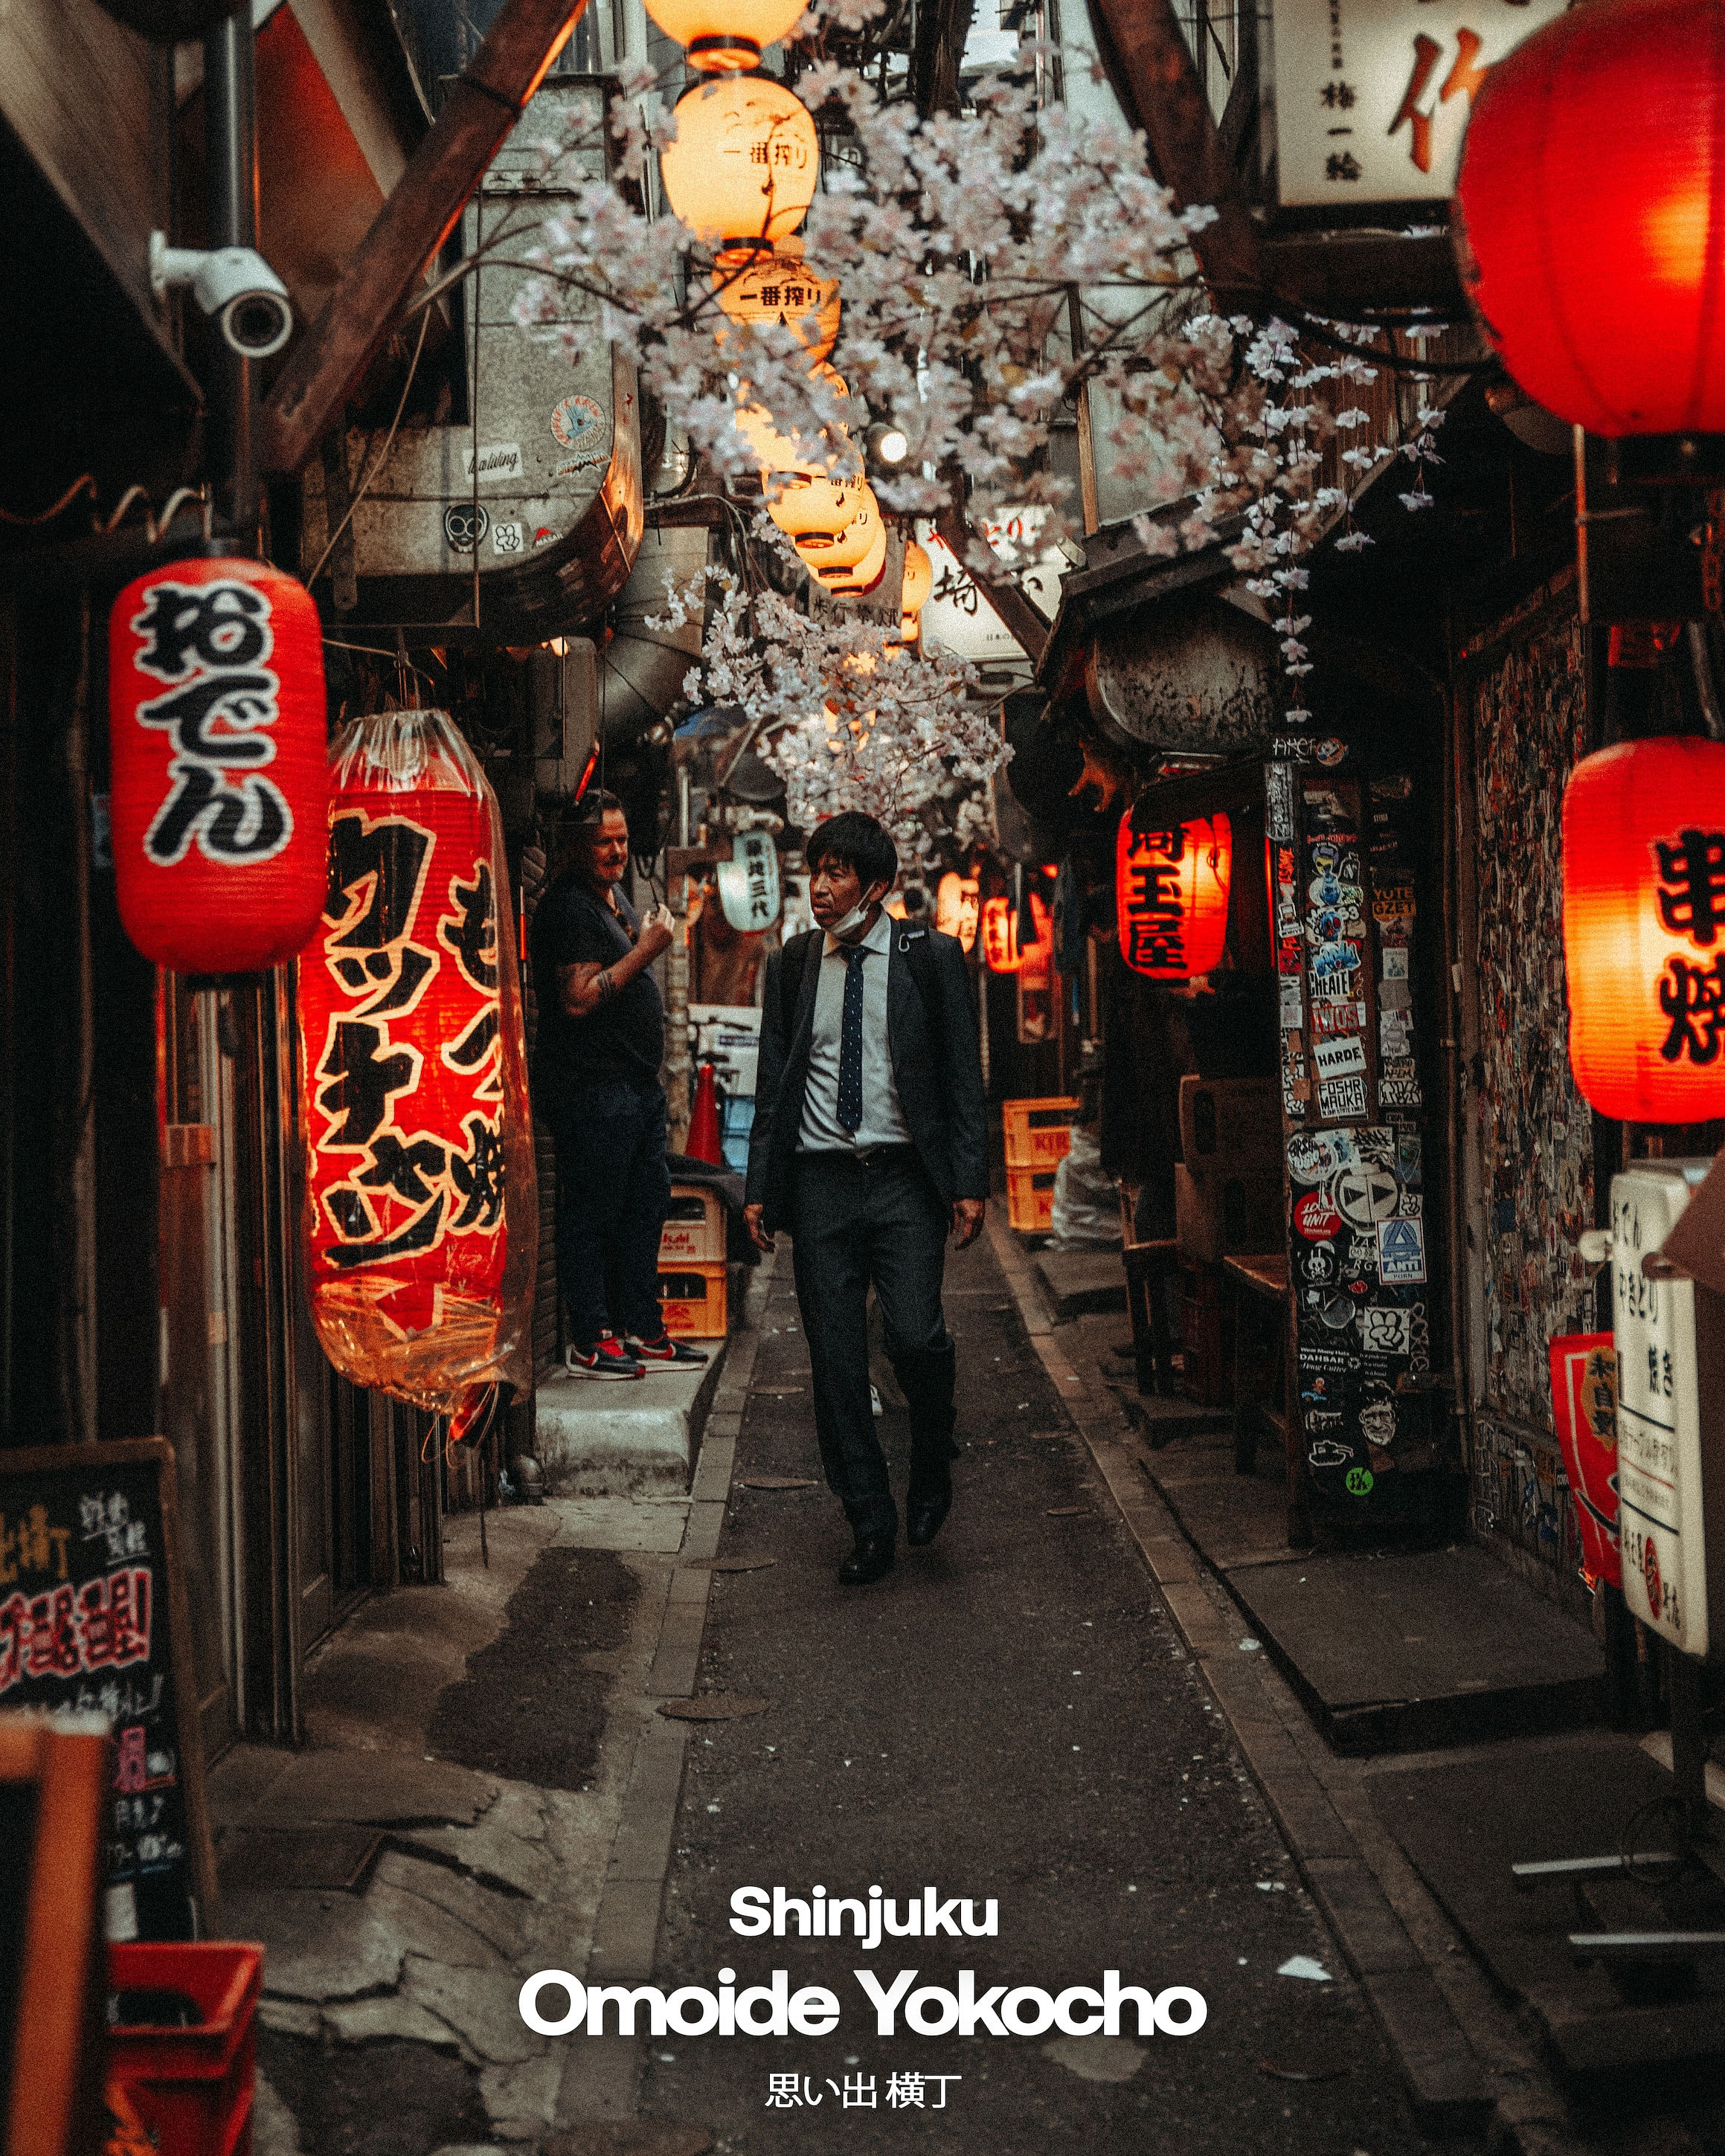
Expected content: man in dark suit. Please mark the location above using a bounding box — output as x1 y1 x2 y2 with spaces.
744 812 988 1585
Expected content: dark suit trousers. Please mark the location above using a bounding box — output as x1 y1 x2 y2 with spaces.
788 1147 959 1539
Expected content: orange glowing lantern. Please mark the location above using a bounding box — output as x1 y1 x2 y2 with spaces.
980 891 1050 973
660 77 819 248
1115 808 1232 979
813 521 888 592
771 471 868 541
936 871 980 952
108 556 329 972
713 242 841 361
643 0 807 70
793 486 881 565
901 541 934 616
1561 736 1725 1120
1455 0 1725 438
298 709 536 1417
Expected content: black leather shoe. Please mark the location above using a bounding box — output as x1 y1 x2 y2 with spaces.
906 1488 952 1548
838 1534 896 1586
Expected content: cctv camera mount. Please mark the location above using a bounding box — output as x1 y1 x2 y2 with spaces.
150 231 294 359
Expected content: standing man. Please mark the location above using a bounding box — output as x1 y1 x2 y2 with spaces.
745 811 987 1583
532 791 709 1377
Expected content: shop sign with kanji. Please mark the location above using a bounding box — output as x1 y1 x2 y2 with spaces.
1271 0 1567 206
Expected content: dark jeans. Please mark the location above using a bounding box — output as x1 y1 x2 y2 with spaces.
546 1079 672 1349
789 1147 959 1540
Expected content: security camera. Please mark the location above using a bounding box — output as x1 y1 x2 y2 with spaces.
150 231 293 359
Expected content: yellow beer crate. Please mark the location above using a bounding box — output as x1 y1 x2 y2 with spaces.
658 1261 727 1337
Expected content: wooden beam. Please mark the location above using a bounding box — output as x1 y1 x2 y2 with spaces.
1264 231 1464 315
1085 0 1262 303
260 0 588 474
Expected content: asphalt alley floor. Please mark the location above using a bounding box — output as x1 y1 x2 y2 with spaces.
637 1231 1442 2156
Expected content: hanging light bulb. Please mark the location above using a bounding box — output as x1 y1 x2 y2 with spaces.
712 239 841 363
660 77 820 248
643 0 809 71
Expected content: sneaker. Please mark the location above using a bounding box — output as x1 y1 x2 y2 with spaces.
565 1331 645 1380
627 1330 711 1367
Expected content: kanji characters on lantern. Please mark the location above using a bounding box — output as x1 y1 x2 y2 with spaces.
108 556 329 973
1115 811 1232 979
1562 736 1725 1120
298 709 536 1411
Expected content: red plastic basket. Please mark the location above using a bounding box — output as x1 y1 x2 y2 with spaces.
106 1942 263 2156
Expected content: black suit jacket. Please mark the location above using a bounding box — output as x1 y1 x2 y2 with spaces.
745 921 989 1232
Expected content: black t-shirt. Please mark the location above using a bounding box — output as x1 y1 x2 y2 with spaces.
530 876 665 1094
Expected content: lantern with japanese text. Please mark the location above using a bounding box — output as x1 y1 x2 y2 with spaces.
713 242 841 362
936 870 980 952
902 542 934 617
108 556 328 972
1561 736 1725 1120
660 77 819 248
297 709 536 1415
1455 0 1725 436
980 891 1050 973
814 522 889 593
1115 808 1232 979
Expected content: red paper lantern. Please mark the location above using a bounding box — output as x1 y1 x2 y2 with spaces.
109 556 328 972
298 710 536 1412
1454 0 1725 437
980 892 1049 974
1116 811 1231 979
1562 736 1725 1120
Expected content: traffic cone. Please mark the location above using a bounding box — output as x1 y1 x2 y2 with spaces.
687 1061 722 1164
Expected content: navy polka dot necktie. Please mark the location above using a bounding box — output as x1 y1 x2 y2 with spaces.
837 944 870 1134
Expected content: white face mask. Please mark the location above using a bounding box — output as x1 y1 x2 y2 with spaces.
826 900 873 939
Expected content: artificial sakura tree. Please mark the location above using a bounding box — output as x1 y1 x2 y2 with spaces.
652 568 1009 865
495 0 1442 768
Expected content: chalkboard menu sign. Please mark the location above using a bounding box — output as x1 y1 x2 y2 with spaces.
0 1438 216 1940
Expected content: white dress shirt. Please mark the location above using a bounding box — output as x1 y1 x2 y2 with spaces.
797 908 911 1152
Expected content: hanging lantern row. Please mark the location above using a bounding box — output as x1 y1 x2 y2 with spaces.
1114 808 1232 981
109 556 330 974
658 75 819 248
1456 0 1725 440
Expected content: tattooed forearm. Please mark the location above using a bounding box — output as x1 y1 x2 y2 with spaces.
594 968 619 1004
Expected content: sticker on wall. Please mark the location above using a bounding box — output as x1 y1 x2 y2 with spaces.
1378 1215 1428 1284
550 393 610 472
443 503 489 551
1382 947 1410 982
1287 1128 1358 1185
1317 1072 1369 1122
1294 1191 1343 1240
1311 1034 1368 1082
462 442 523 483
1279 973 1306 1027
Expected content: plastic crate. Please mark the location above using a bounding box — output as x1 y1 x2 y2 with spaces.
1006 1165 1059 1232
658 1261 728 1337
660 1183 725 1264
106 1941 263 2156
1001 1096 1079 1170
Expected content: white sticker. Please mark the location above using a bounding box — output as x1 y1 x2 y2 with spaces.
1335 1161 1401 1225
1317 1073 1369 1122
1311 1034 1367 1081
1379 977 1413 1011
1279 974 1306 1026
462 441 523 483
1377 1216 1427 1284
1287 1128 1359 1185
1382 947 1410 982
1381 1011 1411 1058
1359 1305 1414 1355
491 521 525 556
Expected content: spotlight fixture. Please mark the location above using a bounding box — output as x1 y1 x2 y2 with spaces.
866 421 910 469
